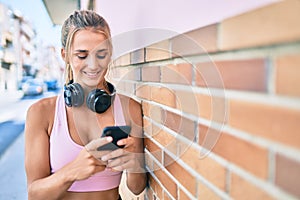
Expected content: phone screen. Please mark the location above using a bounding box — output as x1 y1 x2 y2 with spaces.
97 126 131 151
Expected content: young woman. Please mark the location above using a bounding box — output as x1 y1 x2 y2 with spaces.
24 10 146 200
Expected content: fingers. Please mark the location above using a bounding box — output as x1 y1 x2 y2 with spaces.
117 136 134 147
101 149 145 172
94 156 108 165
101 137 135 162
107 159 130 172
106 155 145 173
85 136 144 173
89 149 110 160
85 136 113 151
101 148 128 161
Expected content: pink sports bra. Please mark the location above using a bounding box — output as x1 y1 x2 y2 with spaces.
50 93 125 192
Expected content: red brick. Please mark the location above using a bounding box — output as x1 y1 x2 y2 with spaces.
275 154 300 198
141 101 164 125
198 125 223 157
196 94 212 120
198 181 223 200
195 59 267 92
163 152 174 169
149 175 163 199
130 48 145 64
171 24 218 57
196 94 228 123
165 158 197 196
163 191 173 200
144 137 162 164
179 188 194 200
180 145 226 190
230 173 275 200
202 126 269 179
220 0 300 50
229 100 300 149
145 151 154 171
275 54 300 97
163 110 196 141
112 66 141 81
151 86 176 108
195 61 223 89
175 89 200 117
141 66 160 82
152 124 177 155
136 84 151 100
161 63 192 85
146 188 154 200
154 168 178 198
145 40 170 62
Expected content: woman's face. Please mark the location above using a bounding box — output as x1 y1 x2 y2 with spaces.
68 29 111 88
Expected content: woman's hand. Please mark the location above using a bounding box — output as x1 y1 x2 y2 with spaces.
66 137 113 181
100 136 145 173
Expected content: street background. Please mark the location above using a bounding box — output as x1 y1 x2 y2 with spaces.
0 0 63 198
0 90 60 199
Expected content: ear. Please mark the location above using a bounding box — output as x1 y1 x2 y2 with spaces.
61 48 66 61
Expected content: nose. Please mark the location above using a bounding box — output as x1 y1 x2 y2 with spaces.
85 54 98 70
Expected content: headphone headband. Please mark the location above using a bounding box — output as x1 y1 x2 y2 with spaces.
106 81 116 96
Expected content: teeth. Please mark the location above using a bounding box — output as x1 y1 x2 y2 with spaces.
85 71 99 76
87 72 97 75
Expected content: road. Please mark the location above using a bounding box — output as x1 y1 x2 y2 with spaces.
0 97 35 156
0 90 60 199
0 132 27 199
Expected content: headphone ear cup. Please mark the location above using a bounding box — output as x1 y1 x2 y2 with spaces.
64 83 84 107
86 89 112 113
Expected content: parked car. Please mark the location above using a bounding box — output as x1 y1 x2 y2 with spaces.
18 76 33 90
44 79 58 90
22 78 47 96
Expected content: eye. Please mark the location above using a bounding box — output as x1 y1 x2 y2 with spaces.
96 51 108 59
76 53 88 60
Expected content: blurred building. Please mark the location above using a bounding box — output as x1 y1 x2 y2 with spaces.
0 2 63 92
36 44 64 84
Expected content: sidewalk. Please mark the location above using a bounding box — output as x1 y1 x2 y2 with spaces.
0 90 24 106
0 120 24 156
0 132 27 199
0 89 25 157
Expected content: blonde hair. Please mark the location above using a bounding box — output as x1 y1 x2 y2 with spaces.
61 10 112 85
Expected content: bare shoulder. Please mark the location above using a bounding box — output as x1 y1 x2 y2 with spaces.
26 96 57 134
117 94 142 132
117 94 142 122
118 93 141 111
27 96 57 115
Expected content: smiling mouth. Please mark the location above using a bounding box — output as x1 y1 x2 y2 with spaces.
83 71 101 78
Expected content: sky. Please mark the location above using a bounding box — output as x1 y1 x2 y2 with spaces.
0 0 61 49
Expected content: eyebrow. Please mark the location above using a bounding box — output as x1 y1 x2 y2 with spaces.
74 49 108 53
74 50 88 53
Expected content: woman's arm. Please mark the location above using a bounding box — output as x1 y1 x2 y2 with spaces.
25 98 110 200
102 97 147 194
25 97 73 199
125 98 147 194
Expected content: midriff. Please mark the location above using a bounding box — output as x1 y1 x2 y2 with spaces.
61 187 119 200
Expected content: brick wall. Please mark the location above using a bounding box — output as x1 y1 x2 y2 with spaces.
111 0 300 199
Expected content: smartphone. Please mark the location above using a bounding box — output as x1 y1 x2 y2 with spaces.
97 126 131 151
